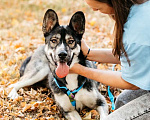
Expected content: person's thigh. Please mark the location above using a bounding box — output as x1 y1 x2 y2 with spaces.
104 93 150 120
115 89 149 109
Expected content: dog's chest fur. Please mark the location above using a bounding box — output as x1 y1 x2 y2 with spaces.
66 74 78 90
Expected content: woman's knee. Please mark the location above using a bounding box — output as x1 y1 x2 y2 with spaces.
115 89 149 109
115 92 127 109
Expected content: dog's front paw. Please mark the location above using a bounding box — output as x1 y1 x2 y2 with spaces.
8 83 16 88
8 88 19 99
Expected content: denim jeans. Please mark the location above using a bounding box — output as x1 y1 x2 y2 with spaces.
104 89 150 120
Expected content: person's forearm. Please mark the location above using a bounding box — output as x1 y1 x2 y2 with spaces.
71 64 139 90
87 49 120 64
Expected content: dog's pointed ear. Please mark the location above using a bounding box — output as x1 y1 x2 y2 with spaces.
42 9 59 36
69 11 85 37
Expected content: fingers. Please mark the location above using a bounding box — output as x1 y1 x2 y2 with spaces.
69 63 79 74
81 40 90 56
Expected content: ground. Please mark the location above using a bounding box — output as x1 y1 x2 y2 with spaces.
0 0 121 119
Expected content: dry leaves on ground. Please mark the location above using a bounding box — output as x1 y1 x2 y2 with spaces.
0 0 121 119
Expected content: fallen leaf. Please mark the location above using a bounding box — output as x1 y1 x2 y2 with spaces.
23 104 32 112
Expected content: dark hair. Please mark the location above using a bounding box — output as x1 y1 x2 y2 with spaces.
95 0 148 65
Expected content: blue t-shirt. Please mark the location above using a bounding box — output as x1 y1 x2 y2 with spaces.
121 1 150 90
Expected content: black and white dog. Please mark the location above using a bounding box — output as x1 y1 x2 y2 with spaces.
8 9 108 119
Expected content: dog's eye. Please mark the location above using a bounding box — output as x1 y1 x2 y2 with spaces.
68 40 75 44
50 39 57 43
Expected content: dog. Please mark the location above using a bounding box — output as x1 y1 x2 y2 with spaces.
8 9 108 120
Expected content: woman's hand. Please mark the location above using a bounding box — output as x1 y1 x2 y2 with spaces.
81 40 90 57
69 63 80 74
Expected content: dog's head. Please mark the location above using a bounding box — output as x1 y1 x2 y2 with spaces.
42 9 85 78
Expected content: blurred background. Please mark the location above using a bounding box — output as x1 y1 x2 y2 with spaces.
0 0 119 119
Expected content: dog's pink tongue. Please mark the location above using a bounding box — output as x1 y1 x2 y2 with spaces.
56 62 69 78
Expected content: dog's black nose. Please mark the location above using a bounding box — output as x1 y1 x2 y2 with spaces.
58 51 67 59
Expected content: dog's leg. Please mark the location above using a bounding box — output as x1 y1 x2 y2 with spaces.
75 100 83 112
54 93 82 120
96 93 108 120
8 66 49 99
76 88 108 120
65 111 82 120
97 105 108 120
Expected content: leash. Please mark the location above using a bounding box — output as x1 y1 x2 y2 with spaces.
108 64 116 111
108 86 115 111
54 78 85 107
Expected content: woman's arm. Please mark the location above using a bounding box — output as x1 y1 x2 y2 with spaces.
81 40 120 64
87 49 120 64
70 64 139 90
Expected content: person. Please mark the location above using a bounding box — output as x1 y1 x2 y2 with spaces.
70 0 150 119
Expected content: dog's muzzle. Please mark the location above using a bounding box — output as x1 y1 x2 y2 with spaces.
55 51 74 78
